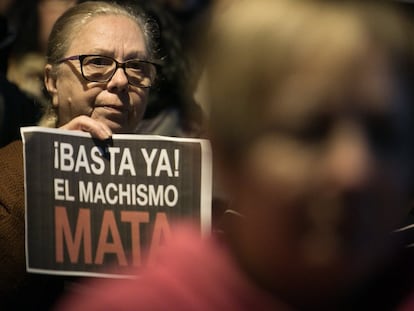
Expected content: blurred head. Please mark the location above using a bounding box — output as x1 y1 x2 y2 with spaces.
42 1 158 133
37 0 77 53
204 0 414 306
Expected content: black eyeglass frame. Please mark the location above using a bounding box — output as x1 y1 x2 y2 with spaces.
57 54 162 88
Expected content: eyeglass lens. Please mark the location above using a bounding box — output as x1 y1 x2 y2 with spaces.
81 55 156 87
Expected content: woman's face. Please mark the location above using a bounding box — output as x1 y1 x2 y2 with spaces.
227 49 413 299
46 14 149 133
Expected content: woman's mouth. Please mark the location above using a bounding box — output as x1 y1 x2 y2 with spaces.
100 105 128 113
95 104 129 114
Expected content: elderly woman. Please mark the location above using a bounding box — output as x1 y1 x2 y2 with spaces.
41 1 159 138
55 0 414 310
0 1 160 309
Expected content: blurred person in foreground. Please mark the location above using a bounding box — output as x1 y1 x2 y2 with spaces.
0 1 161 309
55 0 414 310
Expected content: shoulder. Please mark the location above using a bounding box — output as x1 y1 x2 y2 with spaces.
0 140 24 191
0 139 23 161
0 140 24 217
0 140 23 182
136 105 206 137
0 139 23 160
0 140 26 299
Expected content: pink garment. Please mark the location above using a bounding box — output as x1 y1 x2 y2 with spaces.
397 292 414 311
54 224 289 311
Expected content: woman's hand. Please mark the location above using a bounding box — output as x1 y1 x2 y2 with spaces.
59 115 112 140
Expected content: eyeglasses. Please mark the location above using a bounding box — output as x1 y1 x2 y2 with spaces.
57 54 160 88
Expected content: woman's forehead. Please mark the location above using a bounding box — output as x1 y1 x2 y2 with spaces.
67 14 146 56
264 75 403 131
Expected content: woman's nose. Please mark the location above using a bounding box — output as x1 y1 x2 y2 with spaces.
107 67 129 92
324 124 375 191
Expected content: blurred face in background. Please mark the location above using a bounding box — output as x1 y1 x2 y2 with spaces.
38 0 77 53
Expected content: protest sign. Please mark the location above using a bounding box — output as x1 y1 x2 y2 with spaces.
21 127 212 278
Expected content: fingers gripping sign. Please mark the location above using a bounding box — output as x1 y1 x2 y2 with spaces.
60 115 112 140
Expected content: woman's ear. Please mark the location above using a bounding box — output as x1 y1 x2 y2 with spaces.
44 64 59 107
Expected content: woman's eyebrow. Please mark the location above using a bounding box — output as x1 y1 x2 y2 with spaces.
126 53 149 60
85 49 148 60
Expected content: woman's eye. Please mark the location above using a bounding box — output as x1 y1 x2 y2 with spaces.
293 116 332 144
86 57 112 66
264 115 332 146
126 61 145 73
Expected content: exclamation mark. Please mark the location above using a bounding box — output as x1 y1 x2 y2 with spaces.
174 149 179 177
54 141 59 169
